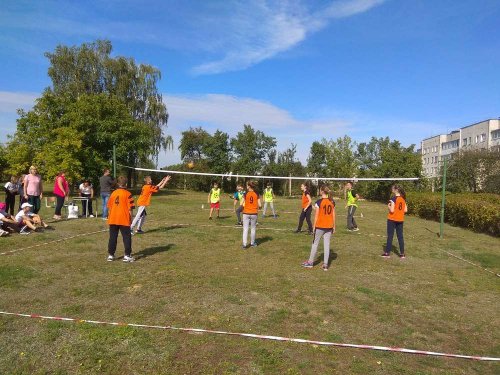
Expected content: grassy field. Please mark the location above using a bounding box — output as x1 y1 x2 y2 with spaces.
0 189 499 374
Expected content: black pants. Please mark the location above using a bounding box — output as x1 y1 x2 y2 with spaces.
5 192 16 215
81 194 93 216
27 195 41 214
297 206 313 232
386 220 404 255
108 225 132 256
347 205 358 229
55 195 65 216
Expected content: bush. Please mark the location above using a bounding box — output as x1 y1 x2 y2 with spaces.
407 192 500 237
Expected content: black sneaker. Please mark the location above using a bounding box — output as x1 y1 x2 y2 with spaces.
136 229 145 234
381 253 390 258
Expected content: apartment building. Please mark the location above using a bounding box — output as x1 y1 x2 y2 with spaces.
421 118 500 177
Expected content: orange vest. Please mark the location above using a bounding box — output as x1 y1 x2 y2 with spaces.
107 188 135 226
388 196 406 222
315 198 335 229
137 184 159 207
243 191 259 215
301 191 311 209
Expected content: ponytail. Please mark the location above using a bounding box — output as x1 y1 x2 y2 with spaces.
320 184 333 200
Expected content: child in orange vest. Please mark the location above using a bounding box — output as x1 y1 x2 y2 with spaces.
107 176 135 262
381 184 408 259
131 175 170 234
241 180 261 248
295 182 313 234
302 185 336 271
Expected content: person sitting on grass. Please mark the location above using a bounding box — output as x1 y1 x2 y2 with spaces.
15 202 49 234
0 210 20 236
131 175 171 235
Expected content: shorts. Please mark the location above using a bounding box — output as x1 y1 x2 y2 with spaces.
210 202 220 209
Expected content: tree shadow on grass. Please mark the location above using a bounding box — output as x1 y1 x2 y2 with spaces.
135 244 174 260
257 236 273 245
314 252 338 267
145 225 188 234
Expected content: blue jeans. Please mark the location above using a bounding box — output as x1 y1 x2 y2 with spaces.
101 193 110 218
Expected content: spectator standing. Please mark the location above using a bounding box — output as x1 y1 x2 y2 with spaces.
18 175 27 209
4 176 19 215
99 168 114 220
24 166 43 214
79 180 94 217
53 171 69 220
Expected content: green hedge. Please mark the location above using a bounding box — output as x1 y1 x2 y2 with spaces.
407 192 500 237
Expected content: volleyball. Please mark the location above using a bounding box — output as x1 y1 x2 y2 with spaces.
187 161 195 169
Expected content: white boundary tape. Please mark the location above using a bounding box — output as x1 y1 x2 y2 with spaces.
440 250 500 278
120 164 419 182
0 229 108 256
0 311 498 361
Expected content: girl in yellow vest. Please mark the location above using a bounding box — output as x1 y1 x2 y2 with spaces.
262 182 277 219
345 181 360 231
207 182 221 220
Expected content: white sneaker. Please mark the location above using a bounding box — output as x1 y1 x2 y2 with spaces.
0 229 9 237
353 228 360 231
89 215 95 218
123 255 135 263
107 255 114 262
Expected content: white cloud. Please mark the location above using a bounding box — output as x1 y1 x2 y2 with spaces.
192 0 386 74
0 91 38 113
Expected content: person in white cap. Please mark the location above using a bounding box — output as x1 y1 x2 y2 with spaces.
15 202 49 233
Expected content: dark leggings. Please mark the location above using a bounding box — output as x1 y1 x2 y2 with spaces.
5 192 16 215
108 225 132 256
386 220 404 255
27 195 41 214
55 195 65 216
297 206 313 232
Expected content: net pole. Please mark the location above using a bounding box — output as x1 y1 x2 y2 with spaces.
439 158 447 238
289 174 292 197
112 145 116 178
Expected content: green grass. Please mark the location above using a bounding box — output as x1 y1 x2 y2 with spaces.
0 189 499 374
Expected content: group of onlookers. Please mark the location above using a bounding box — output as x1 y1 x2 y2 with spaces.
1 167 115 236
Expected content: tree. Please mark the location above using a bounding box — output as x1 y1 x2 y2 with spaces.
446 149 500 193
355 137 422 200
6 92 152 186
323 135 358 179
0 143 8 181
230 124 276 175
44 40 172 164
178 127 210 162
203 130 231 174
307 141 328 176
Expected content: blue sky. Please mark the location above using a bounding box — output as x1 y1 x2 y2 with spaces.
1 0 499 166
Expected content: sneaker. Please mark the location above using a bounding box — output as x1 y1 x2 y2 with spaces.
352 228 359 232
130 230 135 236
250 242 257 247
209 217 213 220
322 264 329 271
107 255 114 262
89 215 95 218
102 217 108 220
301 261 313 268
242 244 248 249
0 229 9 237
19 225 30 234
123 255 135 263
381 253 390 258
307 231 313 235
136 229 145 234
273 215 277 219
399 254 406 259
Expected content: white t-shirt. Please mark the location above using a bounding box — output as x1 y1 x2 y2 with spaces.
79 183 93 195
15 210 32 223
4 182 18 194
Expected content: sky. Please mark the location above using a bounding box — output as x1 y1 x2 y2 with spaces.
0 0 499 167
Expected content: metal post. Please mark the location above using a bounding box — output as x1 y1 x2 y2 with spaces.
112 145 116 178
439 158 447 238
289 174 292 197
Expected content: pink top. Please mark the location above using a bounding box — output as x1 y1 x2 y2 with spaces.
24 174 42 196
53 176 69 197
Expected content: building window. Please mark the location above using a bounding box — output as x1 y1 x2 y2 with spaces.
469 137 472 145
492 130 500 140
476 135 479 143
463 138 467 146
480 133 486 142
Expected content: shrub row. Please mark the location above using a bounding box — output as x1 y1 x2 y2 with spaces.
407 192 500 237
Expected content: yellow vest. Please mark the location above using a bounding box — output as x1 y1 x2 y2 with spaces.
264 188 273 202
210 188 221 203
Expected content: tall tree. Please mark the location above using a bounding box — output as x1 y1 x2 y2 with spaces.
307 141 328 177
44 40 172 164
178 127 210 162
203 130 231 174
230 124 276 175
323 135 358 179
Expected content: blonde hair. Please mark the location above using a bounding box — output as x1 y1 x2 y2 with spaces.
320 184 332 199
29 165 37 172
